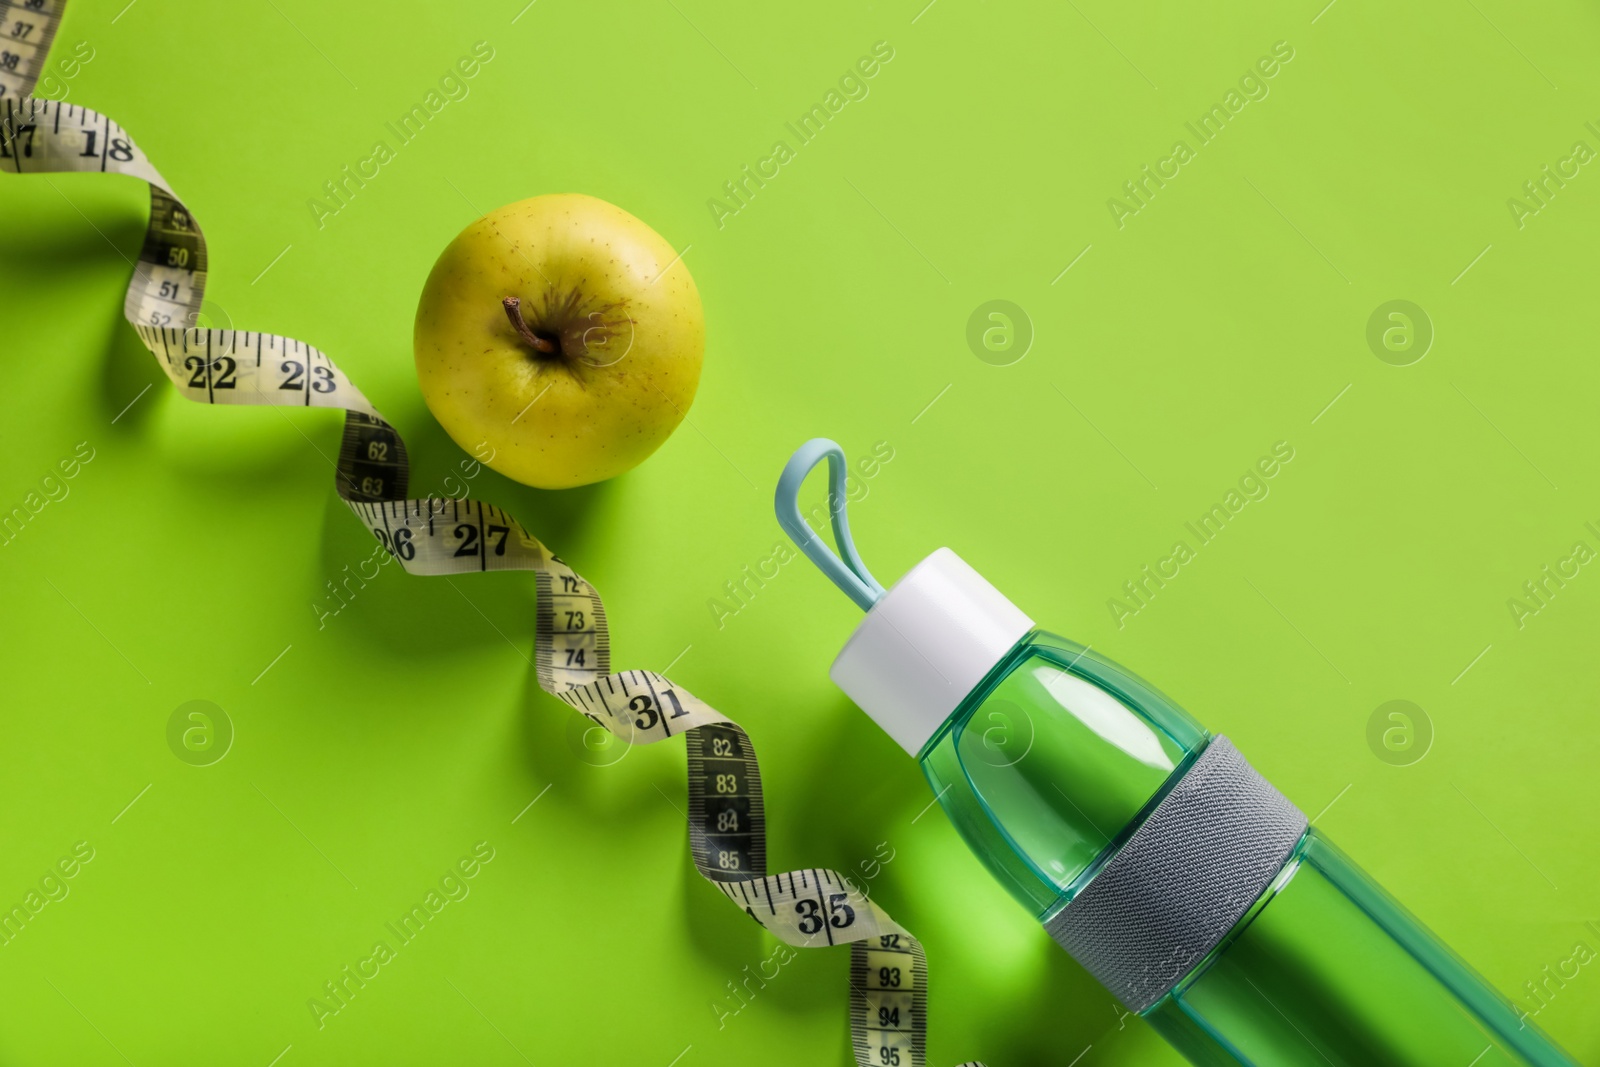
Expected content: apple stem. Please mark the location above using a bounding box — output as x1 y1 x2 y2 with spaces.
502 297 558 355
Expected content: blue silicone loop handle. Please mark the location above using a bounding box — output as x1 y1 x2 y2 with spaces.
775 438 885 612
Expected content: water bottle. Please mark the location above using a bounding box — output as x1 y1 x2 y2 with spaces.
776 439 1576 1067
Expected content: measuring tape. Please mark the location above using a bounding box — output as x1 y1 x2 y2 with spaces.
0 4 988 1064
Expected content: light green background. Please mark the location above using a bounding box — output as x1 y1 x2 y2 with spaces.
2 0 1598 1064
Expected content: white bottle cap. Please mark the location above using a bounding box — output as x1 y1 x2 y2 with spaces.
830 548 1034 756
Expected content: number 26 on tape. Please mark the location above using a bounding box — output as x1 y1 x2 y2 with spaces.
373 526 415 561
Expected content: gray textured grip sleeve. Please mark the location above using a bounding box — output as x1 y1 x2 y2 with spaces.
1042 735 1306 1013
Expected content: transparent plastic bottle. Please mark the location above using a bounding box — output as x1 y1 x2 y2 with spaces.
920 629 1572 1067
775 440 1577 1067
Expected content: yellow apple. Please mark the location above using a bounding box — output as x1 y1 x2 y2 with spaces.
414 193 704 489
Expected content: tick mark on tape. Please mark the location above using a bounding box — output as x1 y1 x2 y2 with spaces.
266 1044 293 1067
112 783 152 824
512 784 552 823
110 0 139 24
252 644 293 685
511 0 538 23
666 1045 693 1067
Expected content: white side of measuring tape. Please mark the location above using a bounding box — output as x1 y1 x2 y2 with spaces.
0 3 987 1064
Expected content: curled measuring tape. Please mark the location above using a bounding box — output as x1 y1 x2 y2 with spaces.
0 4 988 1064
